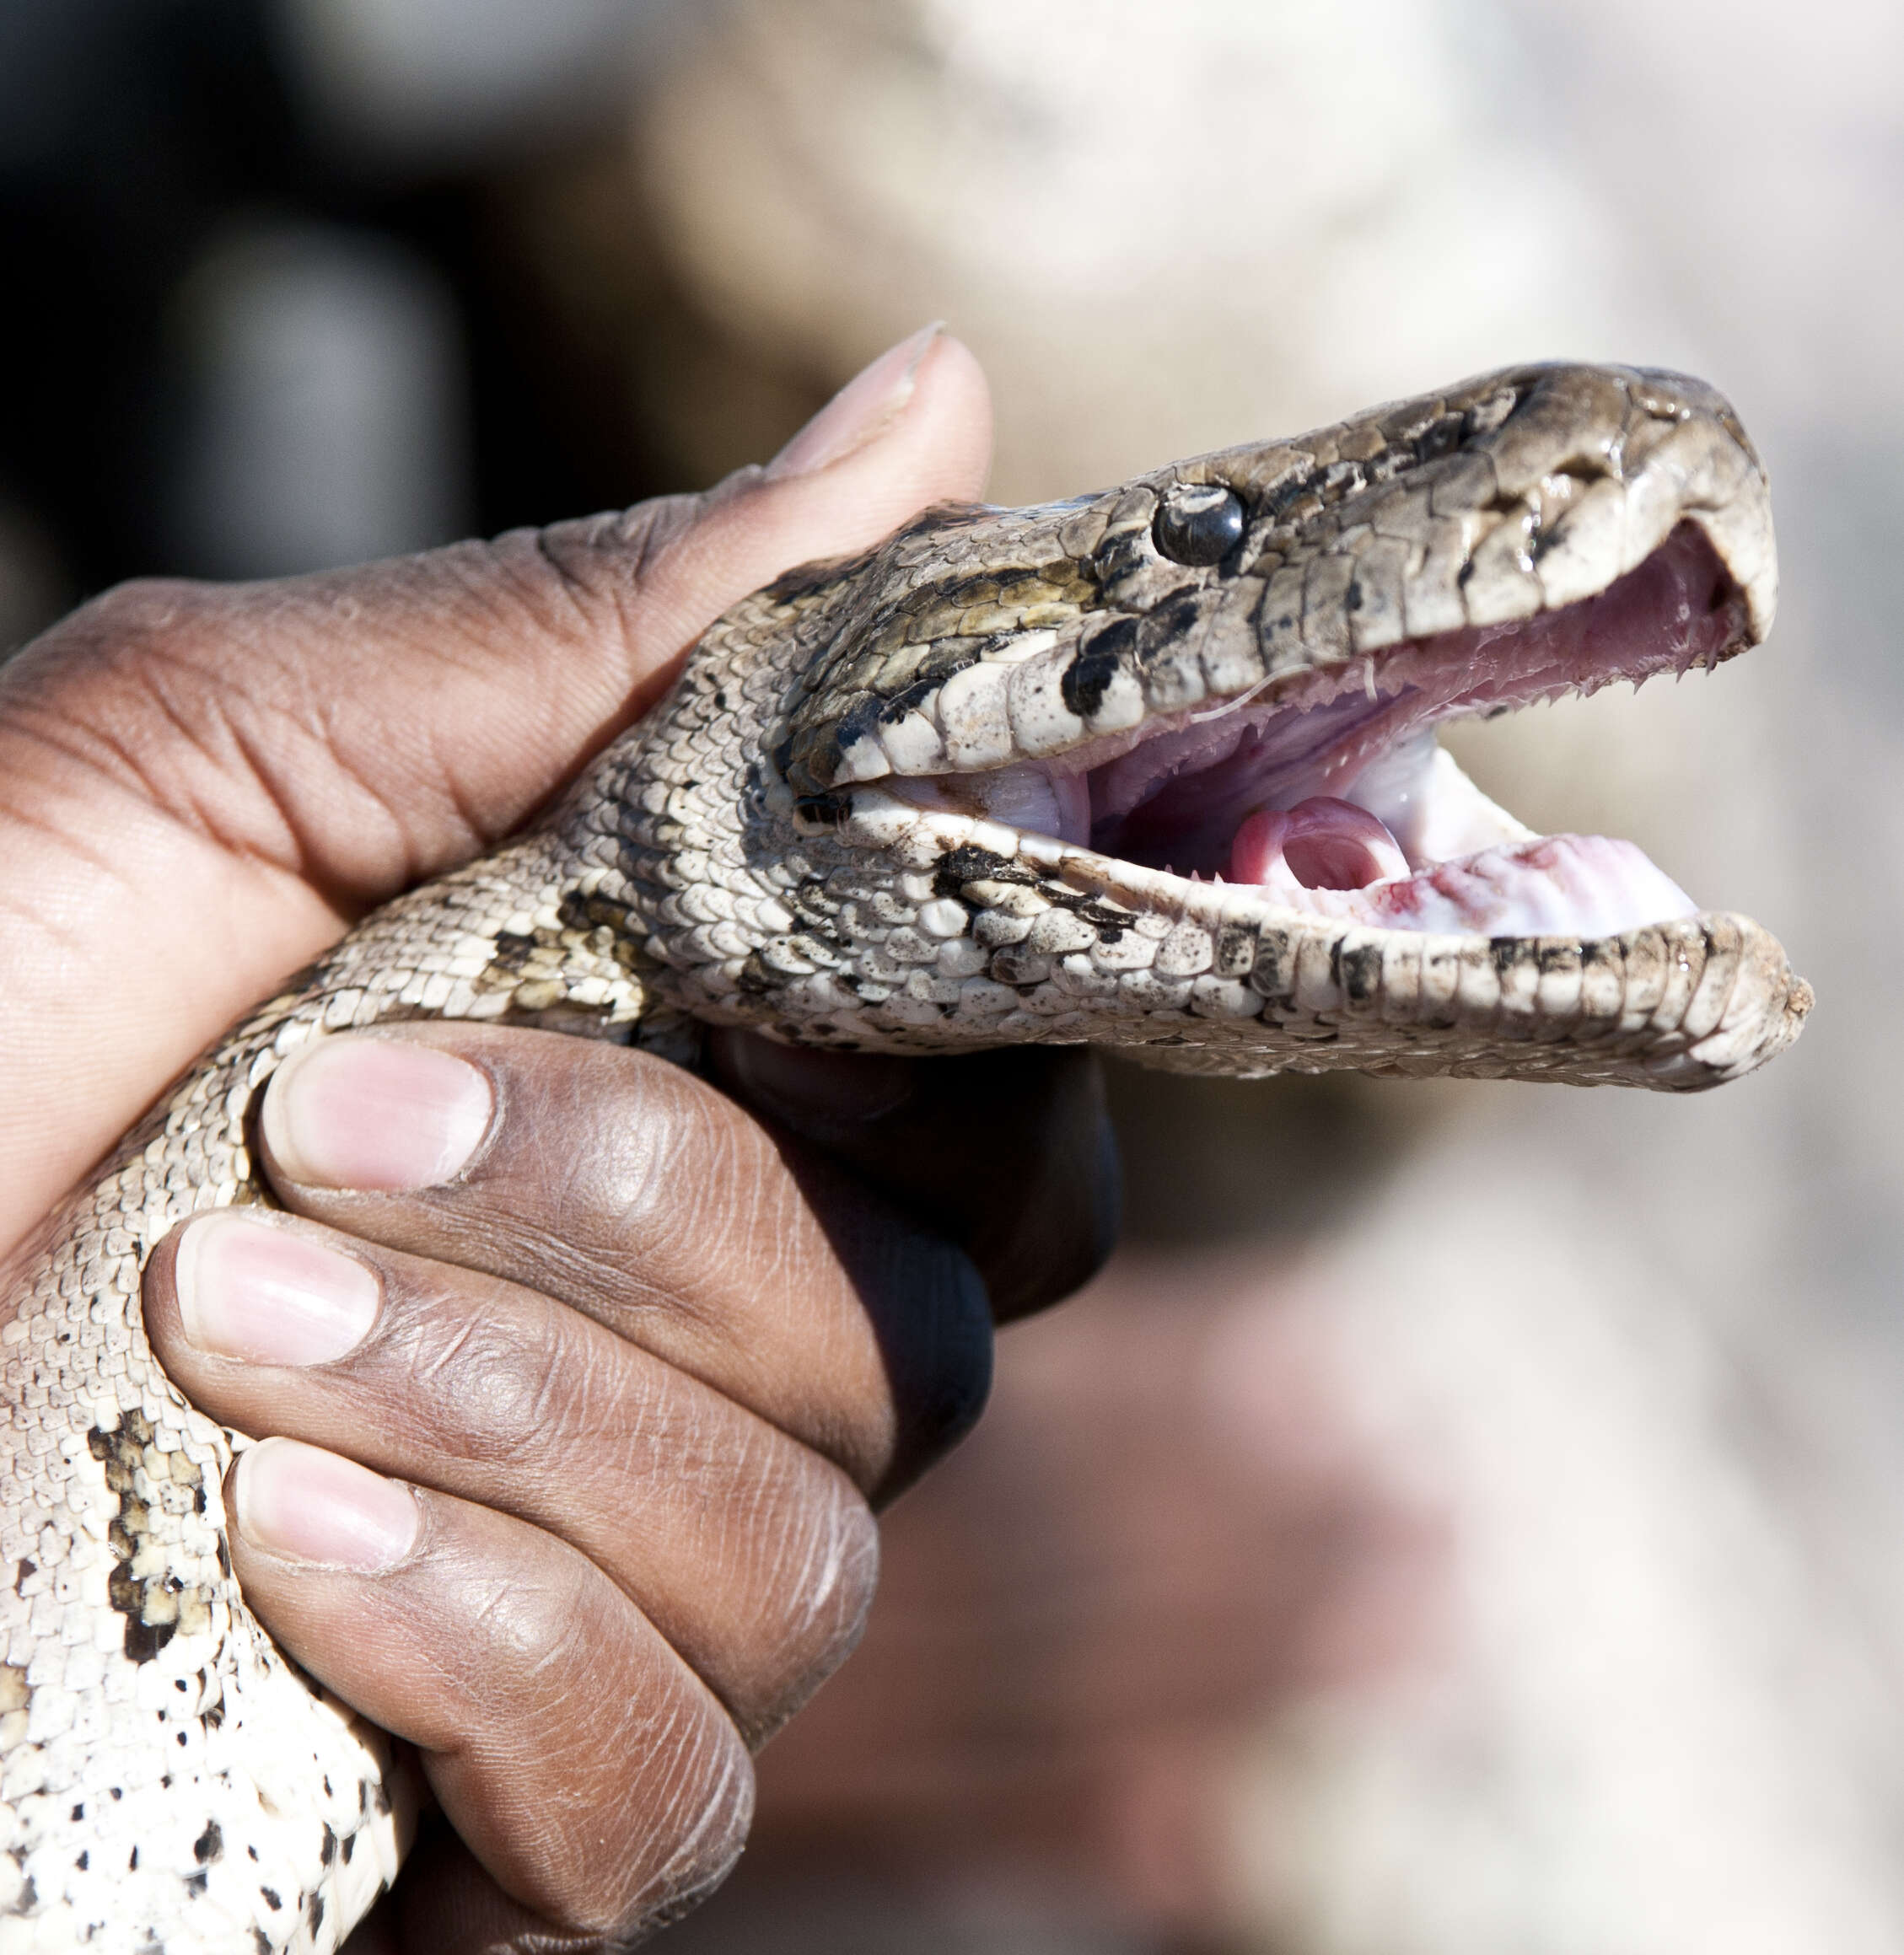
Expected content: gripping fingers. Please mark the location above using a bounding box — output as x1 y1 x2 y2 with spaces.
228 1439 752 1938
144 1217 879 1743
254 1023 995 1496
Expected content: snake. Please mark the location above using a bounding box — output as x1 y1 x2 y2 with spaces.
0 362 1810 1950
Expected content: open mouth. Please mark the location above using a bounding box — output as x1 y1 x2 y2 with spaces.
874 521 1745 940
754 363 1806 1086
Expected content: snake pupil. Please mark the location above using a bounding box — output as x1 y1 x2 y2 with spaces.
1152 484 1245 566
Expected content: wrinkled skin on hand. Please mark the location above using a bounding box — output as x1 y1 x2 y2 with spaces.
0 333 1117 1950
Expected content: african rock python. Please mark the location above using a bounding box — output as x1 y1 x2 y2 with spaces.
0 363 1809 1950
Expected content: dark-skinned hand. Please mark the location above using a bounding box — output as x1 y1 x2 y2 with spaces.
0 328 1117 1951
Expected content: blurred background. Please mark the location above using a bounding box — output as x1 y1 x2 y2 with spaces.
3 2 1901 1949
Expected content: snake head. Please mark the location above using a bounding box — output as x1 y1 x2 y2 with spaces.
720 363 1808 1087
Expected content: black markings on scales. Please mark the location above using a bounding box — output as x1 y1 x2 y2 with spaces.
87 1410 212 1662
1061 617 1138 718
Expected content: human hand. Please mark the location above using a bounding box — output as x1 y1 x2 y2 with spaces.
0 327 1118 1947
142 1014 1111 1948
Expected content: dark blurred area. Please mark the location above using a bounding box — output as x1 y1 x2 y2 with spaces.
0 0 657 617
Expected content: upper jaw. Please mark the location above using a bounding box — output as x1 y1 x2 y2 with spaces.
777 361 1777 814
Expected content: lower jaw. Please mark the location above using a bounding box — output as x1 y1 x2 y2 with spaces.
1027 728 1702 941
895 742 1702 941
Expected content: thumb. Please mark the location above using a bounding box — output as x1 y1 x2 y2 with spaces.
4 322 989 910
0 326 992 1257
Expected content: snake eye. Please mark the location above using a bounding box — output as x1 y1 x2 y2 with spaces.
1153 483 1245 566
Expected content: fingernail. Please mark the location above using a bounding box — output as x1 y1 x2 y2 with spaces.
175 1214 379 1367
766 323 944 479
264 1036 492 1191
711 1029 915 1139
235 1438 419 1571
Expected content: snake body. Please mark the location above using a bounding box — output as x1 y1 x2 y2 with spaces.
0 363 1808 1950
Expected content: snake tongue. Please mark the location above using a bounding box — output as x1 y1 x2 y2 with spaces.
1229 798 1411 893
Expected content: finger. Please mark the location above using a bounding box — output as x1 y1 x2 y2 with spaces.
709 1036 1121 1322
0 330 991 1258
226 1437 754 1940
143 1210 879 1741
253 1023 994 1495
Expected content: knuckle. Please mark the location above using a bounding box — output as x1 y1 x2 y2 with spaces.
532 490 718 598
739 1465 880 1742
580 1691 755 1940
450 1558 756 1942
11 577 222 693
462 1555 584 1680
484 1044 734 1259
391 1290 589 1469
590 1061 743 1233
630 1719 755 1932
482 497 716 667
571 1065 814 1308
64 576 214 648
788 1474 881 1663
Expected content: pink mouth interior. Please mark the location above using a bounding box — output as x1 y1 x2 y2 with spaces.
1229 811 1698 937
1067 522 1743 934
1087 524 1740 867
